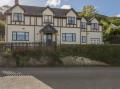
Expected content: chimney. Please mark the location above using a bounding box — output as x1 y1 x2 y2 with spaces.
15 0 19 5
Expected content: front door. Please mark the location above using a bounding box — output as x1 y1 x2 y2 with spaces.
46 33 52 45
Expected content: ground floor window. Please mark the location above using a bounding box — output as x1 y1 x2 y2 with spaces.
91 38 100 44
12 32 29 41
62 33 76 42
81 36 87 43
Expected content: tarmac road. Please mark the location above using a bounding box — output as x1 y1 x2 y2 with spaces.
0 67 120 89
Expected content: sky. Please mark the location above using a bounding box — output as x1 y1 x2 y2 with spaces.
1 0 120 17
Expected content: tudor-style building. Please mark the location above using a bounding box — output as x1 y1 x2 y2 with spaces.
5 0 103 45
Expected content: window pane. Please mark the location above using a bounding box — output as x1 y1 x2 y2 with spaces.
17 32 25 41
12 32 17 41
44 15 52 23
13 13 22 21
12 32 29 41
62 34 66 41
73 34 76 41
62 33 76 42
25 33 29 40
92 23 99 30
68 17 76 25
81 22 86 29
82 36 86 43
91 38 100 44
66 34 72 41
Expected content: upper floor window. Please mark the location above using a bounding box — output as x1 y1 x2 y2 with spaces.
44 15 52 23
13 13 23 22
81 22 87 29
67 17 76 25
91 23 99 30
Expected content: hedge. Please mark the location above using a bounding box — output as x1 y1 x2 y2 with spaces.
57 45 120 65
3 44 120 66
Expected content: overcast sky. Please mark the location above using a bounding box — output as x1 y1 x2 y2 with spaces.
1 0 120 17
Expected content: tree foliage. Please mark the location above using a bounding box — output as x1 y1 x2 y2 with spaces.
79 5 96 17
109 17 120 26
0 20 5 30
105 26 120 43
78 5 120 43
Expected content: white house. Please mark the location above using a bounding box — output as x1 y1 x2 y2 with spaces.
5 0 103 45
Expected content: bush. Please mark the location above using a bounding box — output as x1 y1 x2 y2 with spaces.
57 45 120 65
4 45 120 66
12 47 62 67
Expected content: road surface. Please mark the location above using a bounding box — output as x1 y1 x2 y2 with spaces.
0 67 120 89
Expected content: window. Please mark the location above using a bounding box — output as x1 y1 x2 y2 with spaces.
91 23 99 30
62 33 76 42
44 15 52 23
81 36 87 43
91 38 100 44
13 13 23 21
81 22 87 29
68 17 76 25
12 32 29 41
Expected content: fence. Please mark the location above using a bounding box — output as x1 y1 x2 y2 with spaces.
0 42 42 53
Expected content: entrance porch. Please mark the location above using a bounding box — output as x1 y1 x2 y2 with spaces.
40 24 58 46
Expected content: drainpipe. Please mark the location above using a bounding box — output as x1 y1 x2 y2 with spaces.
60 18 62 45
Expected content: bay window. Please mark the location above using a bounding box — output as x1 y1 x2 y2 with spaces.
12 32 29 41
62 33 76 42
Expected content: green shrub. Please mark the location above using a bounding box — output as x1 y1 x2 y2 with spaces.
10 45 120 66
12 46 62 67
57 45 120 65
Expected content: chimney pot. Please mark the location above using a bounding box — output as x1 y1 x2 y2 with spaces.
15 0 19 5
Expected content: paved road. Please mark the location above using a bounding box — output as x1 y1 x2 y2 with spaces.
0 67 120 89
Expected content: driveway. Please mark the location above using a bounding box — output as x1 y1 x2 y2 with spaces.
0 67 120 89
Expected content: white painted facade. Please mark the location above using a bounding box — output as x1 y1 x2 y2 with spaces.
5 4 103 45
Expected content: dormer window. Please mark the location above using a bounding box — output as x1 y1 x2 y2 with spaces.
13 13 23 22
67 17 76 25
91 23 99 30
81 22 87 29
44 15 52 23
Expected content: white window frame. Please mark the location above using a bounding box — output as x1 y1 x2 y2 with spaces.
91 23 99 31
91 38 100 44
62 33 76 42
81 22 87 29
43 15 53 23
81 36 87 43
12 32 29 41
67 17 76 25
12 13 23 22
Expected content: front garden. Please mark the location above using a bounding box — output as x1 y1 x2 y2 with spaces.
1 44 120 67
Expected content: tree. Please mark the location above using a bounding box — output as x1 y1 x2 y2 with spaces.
105 26 120 44
79 5 96 17
109 17 120 26
0 20 5 41
0 20 5 30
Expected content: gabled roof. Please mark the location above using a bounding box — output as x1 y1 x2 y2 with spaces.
6 5 71 17
40 24 58 33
